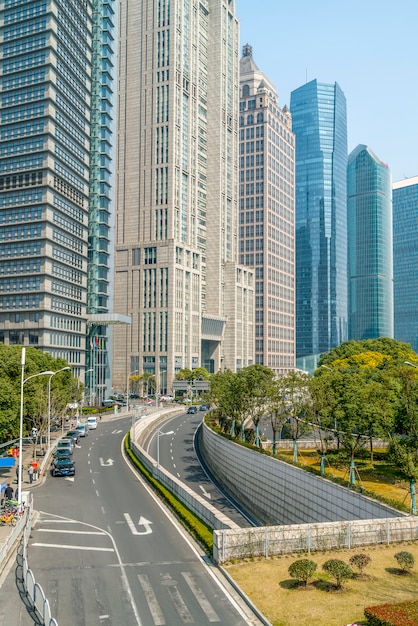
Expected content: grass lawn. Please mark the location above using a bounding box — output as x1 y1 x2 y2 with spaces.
226 543 418 626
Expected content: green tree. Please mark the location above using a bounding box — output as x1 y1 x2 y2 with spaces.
277 370 311 462
394 551 415 573
236 365 274 445
288 559 317 587
322 559 353 590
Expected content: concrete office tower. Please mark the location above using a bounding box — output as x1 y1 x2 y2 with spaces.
113 0 254 394
347 145 393 341
393 176 418 351
0 0 116 388
290 80 348 373
239 44 295 375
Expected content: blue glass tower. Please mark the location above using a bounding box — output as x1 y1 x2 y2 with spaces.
347 145 393 341
290 80 348 370
393 176 418 351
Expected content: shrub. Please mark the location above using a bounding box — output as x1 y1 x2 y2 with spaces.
365 599 418 625
288 559 317 586
322 559 353 590
394 551 415 573
349 553 372 576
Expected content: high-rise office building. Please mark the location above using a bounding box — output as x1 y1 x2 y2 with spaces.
347 145 393 341
113 0 254 394
0 0 116 398
393 176 418 351
290 80 348 372
239 44 295 375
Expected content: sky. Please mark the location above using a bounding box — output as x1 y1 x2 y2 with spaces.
236 0 418 182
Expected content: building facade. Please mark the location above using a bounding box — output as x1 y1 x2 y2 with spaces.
239 44 295 375
393 176 418 352
0 0 116 398
290 80 348 372
347 145 393 341
113 0 254 394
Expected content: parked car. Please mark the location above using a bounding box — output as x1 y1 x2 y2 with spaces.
66 430 80 445
75 423 88 437
187 406 198 414
87 417 97 430
53 448 72 459
199 403 210 411
51 457 75 477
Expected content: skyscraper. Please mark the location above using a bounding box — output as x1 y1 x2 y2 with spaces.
347 145 393 341
290 80 348 372
393 176 418 351
239 44 295 375
113 0 254 394
0 0 116 395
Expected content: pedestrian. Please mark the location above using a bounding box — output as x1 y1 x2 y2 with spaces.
14 488 18 501
4 483 14 501
28 464 34 484
99 414 102 421
31 460 39 481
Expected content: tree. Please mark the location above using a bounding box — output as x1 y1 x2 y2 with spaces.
322 559 353 590
236 365 274 446
349 553 372 577
388 438 418 514
288 559 317 587
277 370 311 462
394 551 415 574
265 379 291 455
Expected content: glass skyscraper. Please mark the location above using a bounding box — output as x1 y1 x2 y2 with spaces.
393 176 418 351
290 80 348 371
0 0 116 398
347 145 393 341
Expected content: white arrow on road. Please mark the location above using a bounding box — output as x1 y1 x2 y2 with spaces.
99 458 114 466
199 485 211 499
124 513 153 536
64 477 75 482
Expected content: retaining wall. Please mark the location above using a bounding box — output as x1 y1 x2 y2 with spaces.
200 423 401 526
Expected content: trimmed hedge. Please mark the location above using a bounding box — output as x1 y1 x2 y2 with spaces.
365 600 418 625
124 433 213 555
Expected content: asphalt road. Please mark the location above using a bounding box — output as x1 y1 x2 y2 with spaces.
145 411 259 526
16 415 260 625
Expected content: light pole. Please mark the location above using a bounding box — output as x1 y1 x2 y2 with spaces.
127 369 139 411
47 367 71 451
18 348 54 508
157 430 174 468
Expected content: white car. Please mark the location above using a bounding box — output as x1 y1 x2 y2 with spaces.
87 417 97 430
75 423 88 437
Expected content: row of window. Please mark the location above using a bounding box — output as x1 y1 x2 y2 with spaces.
1 102 45 124
2 68 46 91
0 294 41 309
2 85 45 108
0 259 41 275
0 155 44 174
3 17 47 42
0 206 42 224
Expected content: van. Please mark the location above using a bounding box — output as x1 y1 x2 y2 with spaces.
87 417 97 430
75 423 88 437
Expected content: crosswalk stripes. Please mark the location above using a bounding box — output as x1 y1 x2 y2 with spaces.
138 572 220 624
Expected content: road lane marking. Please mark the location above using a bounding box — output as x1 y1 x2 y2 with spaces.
37 529 106 535
199 485 211 499
138 574 165 625
167 584 193 623
31 543 114 552
99 458 114 466
124 513 153 536
182 572 220 622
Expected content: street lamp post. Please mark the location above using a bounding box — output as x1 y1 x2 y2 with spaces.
126 369 139 411
47 367 71 452
18 348 54 508
157 430 174 468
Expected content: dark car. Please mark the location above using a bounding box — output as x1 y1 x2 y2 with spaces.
51 457 75 477
66 430 80 445
187 406 197 414
199 403 210 411
54 447 73 459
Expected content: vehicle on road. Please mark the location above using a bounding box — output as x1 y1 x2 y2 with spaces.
56 438 74 454
51 457 75 477
53 448 73 459
75 423 88 437
66 430 80 445
87 417 97 430
187 406 197 414
199 403 210 411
